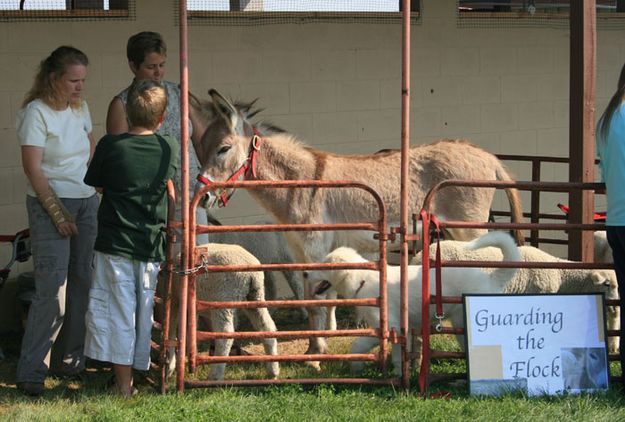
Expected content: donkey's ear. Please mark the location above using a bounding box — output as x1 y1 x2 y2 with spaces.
209 89 237 125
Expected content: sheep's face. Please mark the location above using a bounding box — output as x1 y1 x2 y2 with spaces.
590 270 619 300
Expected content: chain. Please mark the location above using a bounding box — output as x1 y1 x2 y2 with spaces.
434 313 445 333
167 254 209 276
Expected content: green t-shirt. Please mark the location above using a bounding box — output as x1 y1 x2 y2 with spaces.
84 133 178 261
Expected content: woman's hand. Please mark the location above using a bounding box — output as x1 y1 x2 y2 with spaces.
57 221 79 237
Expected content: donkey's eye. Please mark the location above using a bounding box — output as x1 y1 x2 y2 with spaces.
217 145 231 155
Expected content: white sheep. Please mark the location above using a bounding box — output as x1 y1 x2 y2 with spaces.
310 231 521 376
412 238 619 353
207 216 307 318
594 231 613 264
167 243 279 381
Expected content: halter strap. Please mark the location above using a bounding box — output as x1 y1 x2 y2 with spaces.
197 127 262 207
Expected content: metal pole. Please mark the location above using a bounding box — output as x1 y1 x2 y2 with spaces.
176 0 190 393
400 0 411 391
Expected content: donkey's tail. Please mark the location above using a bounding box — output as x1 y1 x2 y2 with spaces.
496 165 525 245
465 231 521 287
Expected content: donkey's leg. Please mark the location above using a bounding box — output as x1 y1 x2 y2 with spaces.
242 307 279 379
208 309 235 381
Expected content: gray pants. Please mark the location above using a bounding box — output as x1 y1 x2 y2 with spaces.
16 194 98 383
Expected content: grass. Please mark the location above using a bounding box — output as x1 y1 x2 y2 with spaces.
2 307 625 421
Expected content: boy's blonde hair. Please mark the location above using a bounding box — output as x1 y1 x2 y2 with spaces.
126 80 167 130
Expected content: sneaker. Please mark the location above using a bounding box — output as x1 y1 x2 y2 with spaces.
16 381 45 397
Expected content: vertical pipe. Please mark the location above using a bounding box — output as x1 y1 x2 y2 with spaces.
378 215 389 375
568 0 596 261
400 0 411 391
176 0 190 393
530 159 540 247
418 211 430 394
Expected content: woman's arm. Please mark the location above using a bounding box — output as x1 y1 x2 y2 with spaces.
106 97 128 135
21 146 78 237
88 132 96 162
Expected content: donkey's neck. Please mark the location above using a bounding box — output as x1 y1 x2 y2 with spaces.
248 134 326 224
256 134 321 181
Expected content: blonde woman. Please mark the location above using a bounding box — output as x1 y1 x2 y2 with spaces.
16 46 98 396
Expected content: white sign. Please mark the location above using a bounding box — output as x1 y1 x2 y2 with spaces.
464 294 609 396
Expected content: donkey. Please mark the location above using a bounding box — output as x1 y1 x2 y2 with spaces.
194 89 524 369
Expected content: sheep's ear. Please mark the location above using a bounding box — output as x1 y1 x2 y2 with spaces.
314 280 332 295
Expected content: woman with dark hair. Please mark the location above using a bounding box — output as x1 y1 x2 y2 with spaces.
596 63 625 385
107 31 208 244
16 45 99 396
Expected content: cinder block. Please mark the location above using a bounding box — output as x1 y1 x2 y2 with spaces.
518 101 555 130
517 46 554 74
460 76 501 104
439 105 481 135
411 107 441 137
500 130 538 156
536 74 569 101
265 113 313 143
337 81 380 111
356 109 400 142
262 51 311 82
480 47 517 75
312 111 359 145
0 168 11 205
0 54 40 92
212 52 263 84
240 83 290 115
418 77 461 106
0 128 19 169
441 47 479 76
101 53 131 89
502 75 538 103
290 82 336 113
380 78 402 109
310 50 356 81
356 49 401 80
481 103 518 132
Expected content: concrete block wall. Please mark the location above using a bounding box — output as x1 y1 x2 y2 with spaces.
0 0 622 269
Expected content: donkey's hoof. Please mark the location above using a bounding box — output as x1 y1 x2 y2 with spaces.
305 360 322 372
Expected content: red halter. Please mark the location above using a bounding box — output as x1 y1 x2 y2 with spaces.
197 127 262 207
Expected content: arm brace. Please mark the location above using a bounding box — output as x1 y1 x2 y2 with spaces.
36 186 75 228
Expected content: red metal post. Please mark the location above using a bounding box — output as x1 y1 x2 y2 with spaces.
176 0 190 392
400 0 411 391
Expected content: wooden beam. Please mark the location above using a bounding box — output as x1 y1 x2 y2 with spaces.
568 0 596 261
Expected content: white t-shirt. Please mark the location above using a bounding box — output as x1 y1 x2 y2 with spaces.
17 99 96 198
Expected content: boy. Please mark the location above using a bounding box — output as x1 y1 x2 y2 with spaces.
83 79 178 397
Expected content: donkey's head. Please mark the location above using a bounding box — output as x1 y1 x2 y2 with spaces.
196 89 283 208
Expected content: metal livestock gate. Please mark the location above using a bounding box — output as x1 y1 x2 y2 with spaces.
154 0 603 394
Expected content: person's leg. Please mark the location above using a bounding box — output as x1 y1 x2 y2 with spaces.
132 260 159 371
606 226 625 384
113 364 134 397
16 196 70 390
50 195 98 374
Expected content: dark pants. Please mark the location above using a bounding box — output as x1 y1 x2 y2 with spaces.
606 226 625 382
16 194 98 383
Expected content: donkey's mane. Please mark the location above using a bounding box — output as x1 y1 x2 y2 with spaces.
233 99 286 136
